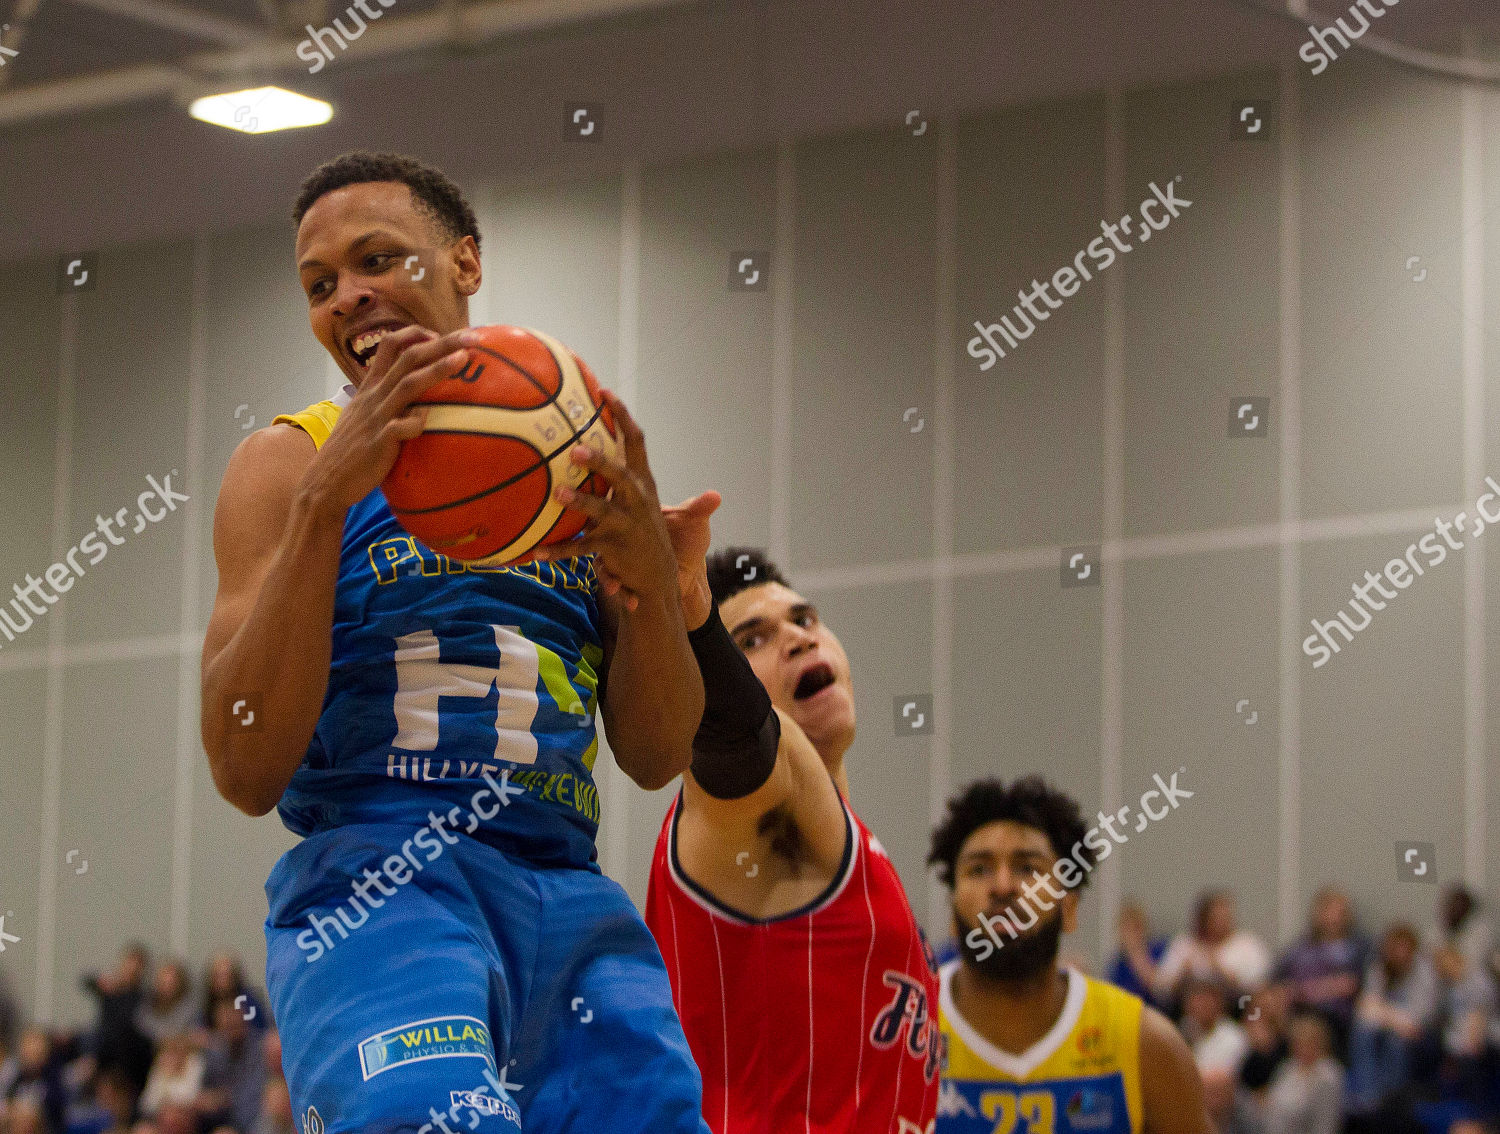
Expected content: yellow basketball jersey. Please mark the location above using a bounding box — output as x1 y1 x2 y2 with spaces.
937 962 1143 1134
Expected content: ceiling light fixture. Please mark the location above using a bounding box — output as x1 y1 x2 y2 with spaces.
188 86 332 133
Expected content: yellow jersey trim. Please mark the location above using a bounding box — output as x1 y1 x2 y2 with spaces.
272 395 345 450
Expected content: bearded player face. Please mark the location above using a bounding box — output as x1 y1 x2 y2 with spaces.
950 820 1079 984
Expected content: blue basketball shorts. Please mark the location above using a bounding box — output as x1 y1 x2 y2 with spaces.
264 822 712 1134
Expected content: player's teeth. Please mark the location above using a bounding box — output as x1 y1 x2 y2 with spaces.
353 329 391 355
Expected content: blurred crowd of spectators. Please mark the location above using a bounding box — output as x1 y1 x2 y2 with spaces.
0 947 293 1134
3 881 1497 1134
1103 882 1500 1134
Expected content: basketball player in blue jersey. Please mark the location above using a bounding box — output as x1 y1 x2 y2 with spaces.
929 778 1209 1134
200 151 715 1134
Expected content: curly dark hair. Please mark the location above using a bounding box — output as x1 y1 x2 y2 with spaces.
705 547 789 606
928 776 1096 891
292 151 481 251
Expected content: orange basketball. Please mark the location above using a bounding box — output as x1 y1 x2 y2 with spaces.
381 325 618 566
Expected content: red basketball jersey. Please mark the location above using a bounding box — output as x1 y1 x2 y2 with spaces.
645 790 941 1134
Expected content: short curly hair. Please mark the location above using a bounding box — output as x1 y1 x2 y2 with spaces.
928 776 1095 891
292 151 481 251
705 547 789 606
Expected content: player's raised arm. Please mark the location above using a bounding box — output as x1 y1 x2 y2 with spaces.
677 604 847 877
650 504 846 882
200 326 474 815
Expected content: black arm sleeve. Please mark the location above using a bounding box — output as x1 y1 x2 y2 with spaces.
686 601 782 800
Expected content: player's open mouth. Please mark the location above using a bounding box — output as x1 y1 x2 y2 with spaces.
793 663 836 701
347 324 405 368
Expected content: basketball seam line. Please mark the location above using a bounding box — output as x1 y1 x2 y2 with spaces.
390 401 608 517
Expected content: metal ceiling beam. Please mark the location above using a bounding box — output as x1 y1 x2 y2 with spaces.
0 0 47 89
61 0 269 47
0 0 688 126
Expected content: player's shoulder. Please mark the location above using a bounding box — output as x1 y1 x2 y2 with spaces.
213 418 319 539
225 419 317 489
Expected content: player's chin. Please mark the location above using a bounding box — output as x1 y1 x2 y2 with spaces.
789 685 854 738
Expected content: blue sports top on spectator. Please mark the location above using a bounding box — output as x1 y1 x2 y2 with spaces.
1108 938 1169 1006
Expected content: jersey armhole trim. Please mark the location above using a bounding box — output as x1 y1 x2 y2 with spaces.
665 786 857 926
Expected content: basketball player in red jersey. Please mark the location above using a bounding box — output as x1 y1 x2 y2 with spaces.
639 546 940 1134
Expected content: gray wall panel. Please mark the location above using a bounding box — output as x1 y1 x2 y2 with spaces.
1300 532 1466 941
485 176 623 384
65 242 193 646
1123 73 1284 539
1301 62 1465 522
53 659 180 1029
954 98 1108 554
637 148 778 543
788 129 937 572
0 669 48 1023
0 256 63 614
1120 549 1281 949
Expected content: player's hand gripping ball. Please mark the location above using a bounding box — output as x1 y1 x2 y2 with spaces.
380 325 619 566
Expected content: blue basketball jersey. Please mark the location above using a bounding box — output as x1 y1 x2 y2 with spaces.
271 387 606 870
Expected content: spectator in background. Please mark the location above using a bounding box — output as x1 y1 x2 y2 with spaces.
1107 902 1169 1008
1262 1013 1343 1134
59 1062 139 1134
0 1033 17 1102
198 1000 267 1134
0 965 20 1052
1239 982 1291 1097
6 1097 47 1134
135 963 197 1049
199 955 266 1035
1155 891 1272 1013
1273 887 1367 1056
82 944 154 1094
1201 1066 1263 1134
3 1029 66 1134
259 1031 282 1083
138 1035 205 1119
1436 886 1494 977
1433 940 1499 1111
1180 975 1250 1079
1347 922 1439 1113
89 1066 141 1134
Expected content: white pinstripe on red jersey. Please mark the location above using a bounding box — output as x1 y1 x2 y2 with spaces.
645 790 940 1134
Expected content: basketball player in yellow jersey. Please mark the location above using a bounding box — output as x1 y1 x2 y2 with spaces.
928 777 1209 1134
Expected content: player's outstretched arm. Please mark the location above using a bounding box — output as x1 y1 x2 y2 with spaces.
672 573 846 898
200 326 475 815
1138 1005 1212 1134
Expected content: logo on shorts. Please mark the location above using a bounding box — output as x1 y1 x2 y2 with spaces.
357 1015 496 1081
451 1090 518 1124
302 1105 324 1134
